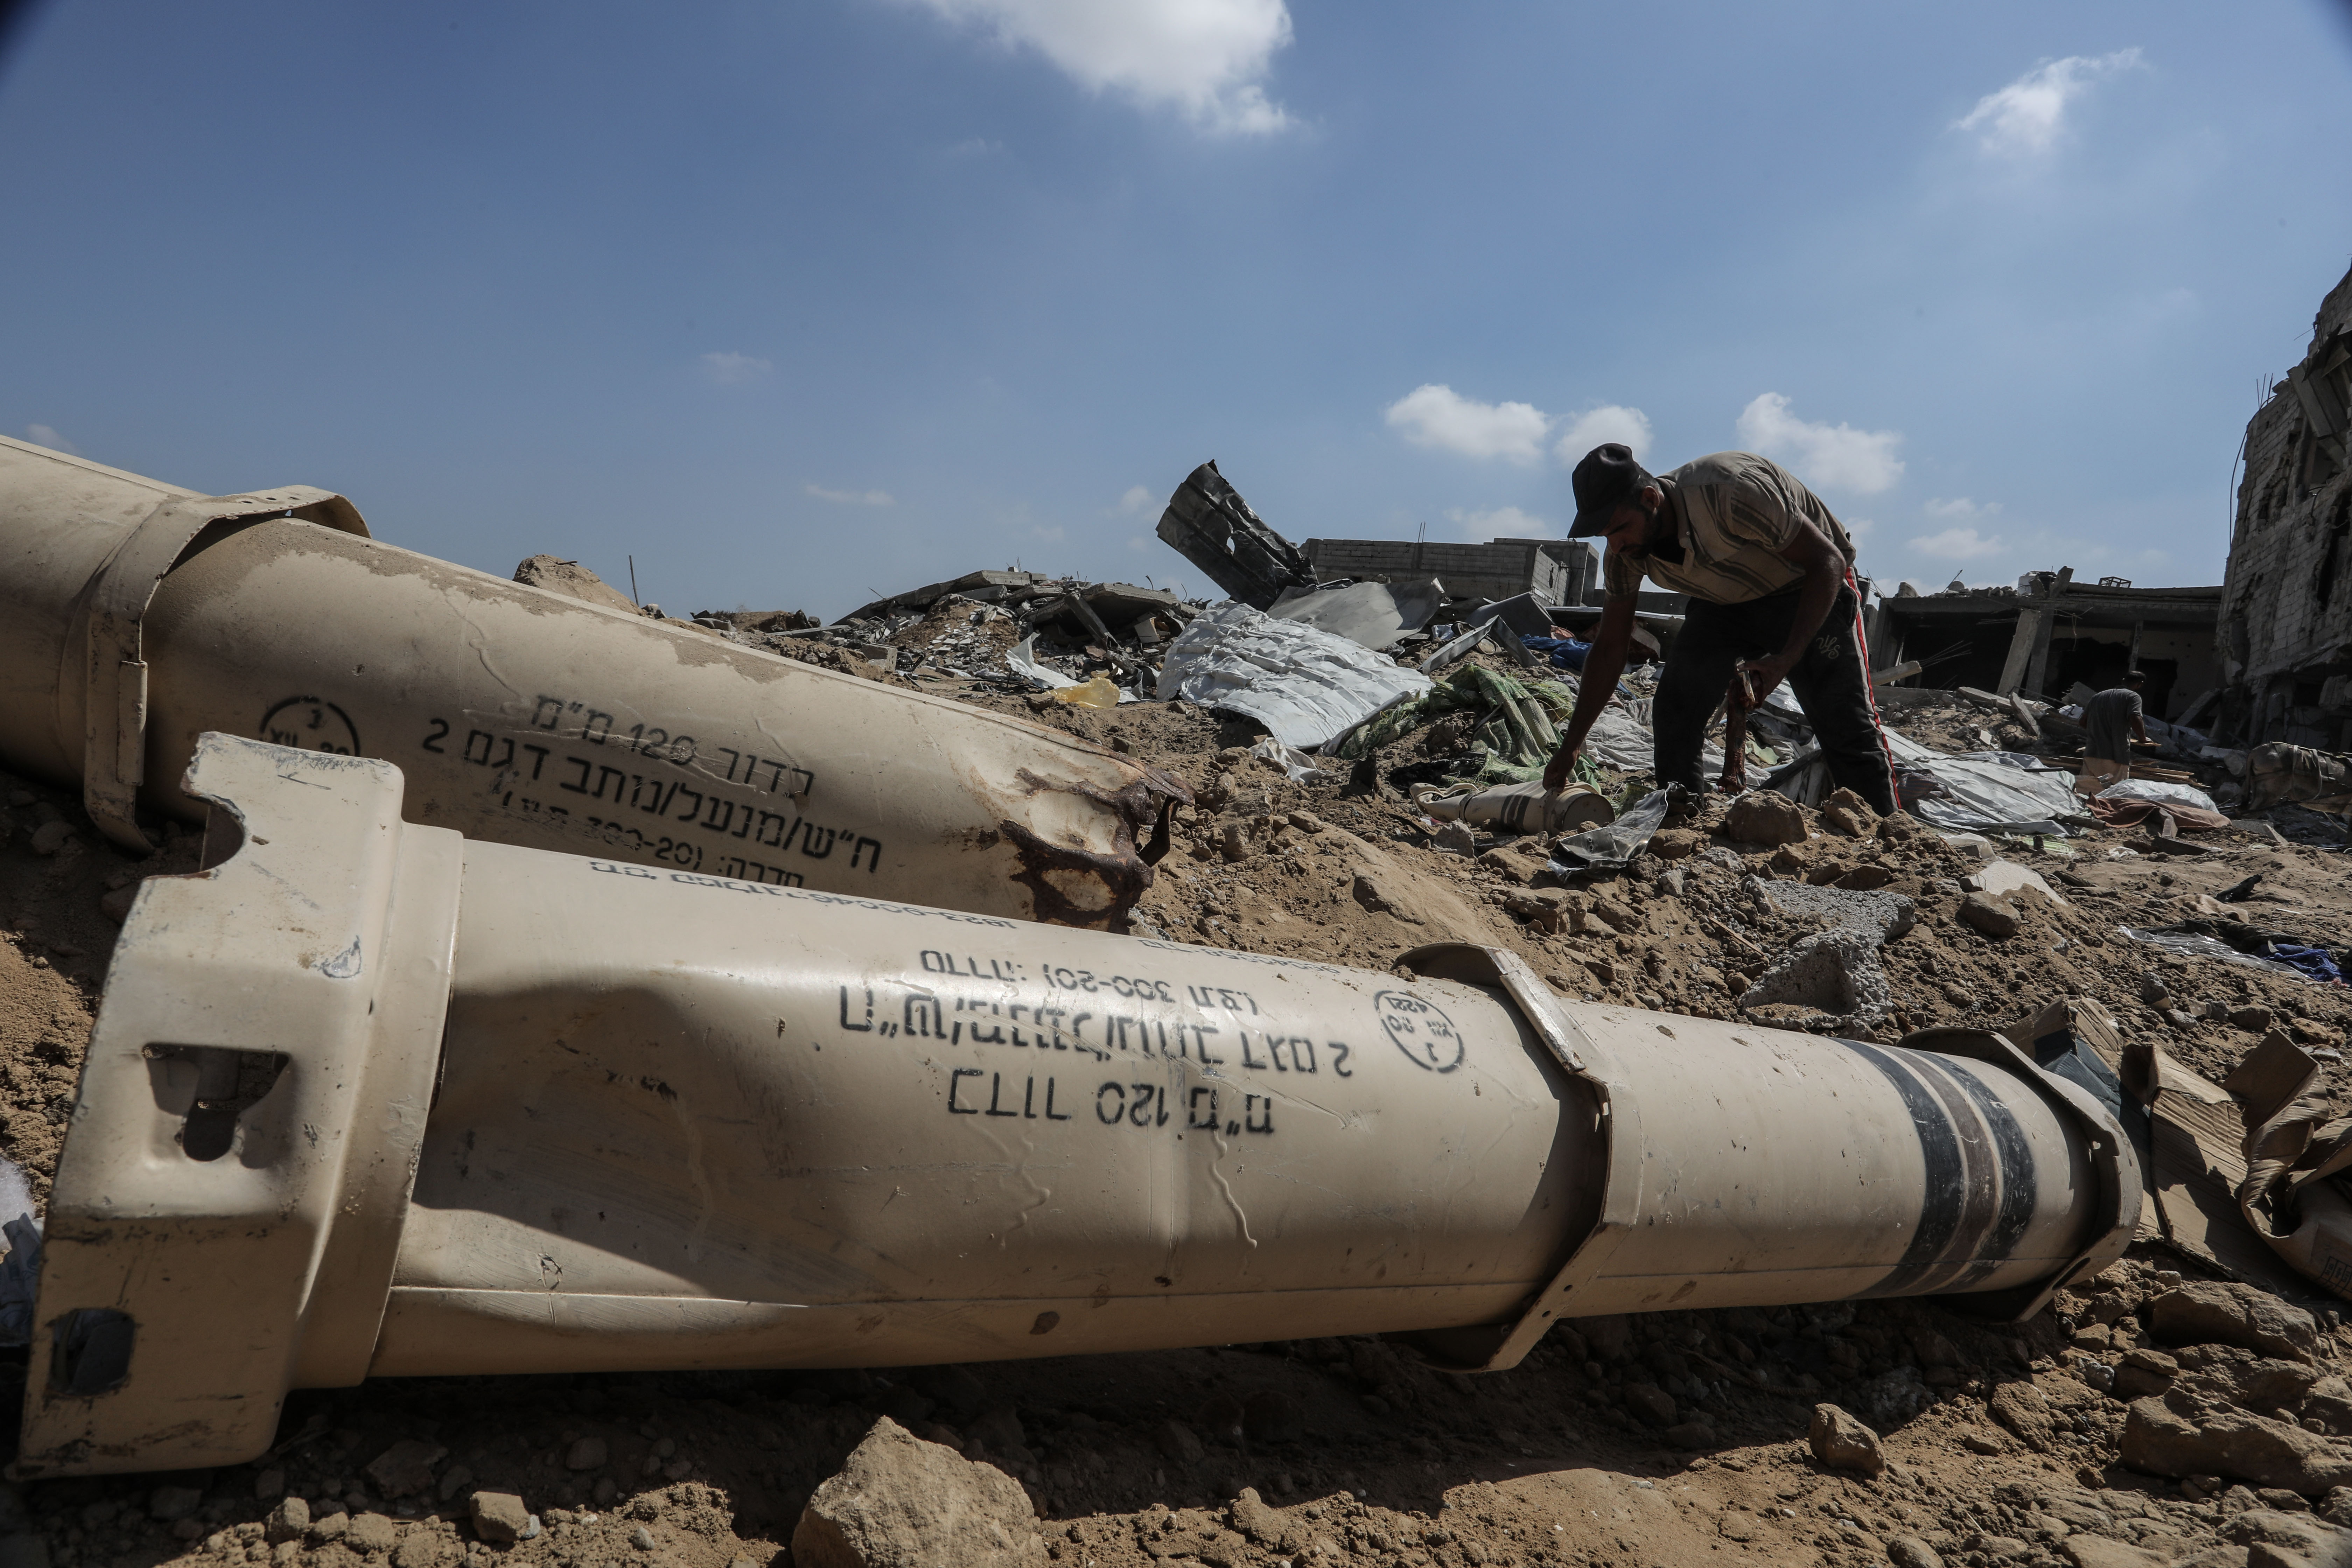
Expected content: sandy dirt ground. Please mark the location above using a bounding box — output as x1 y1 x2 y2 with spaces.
5 652 2352 1568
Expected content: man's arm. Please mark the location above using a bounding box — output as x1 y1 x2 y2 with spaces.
1733 519 1847 698
1542 594 1637 790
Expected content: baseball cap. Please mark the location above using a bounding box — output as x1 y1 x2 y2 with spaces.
1568 443 1653 538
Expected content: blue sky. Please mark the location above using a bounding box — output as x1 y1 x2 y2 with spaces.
4 1 2350 617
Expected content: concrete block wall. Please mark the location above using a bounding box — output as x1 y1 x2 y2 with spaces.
1301 537 1573 605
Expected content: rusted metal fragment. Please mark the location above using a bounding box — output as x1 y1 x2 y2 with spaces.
1000 766 1191 928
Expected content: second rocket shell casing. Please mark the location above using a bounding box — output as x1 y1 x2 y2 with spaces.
134 515 1175 925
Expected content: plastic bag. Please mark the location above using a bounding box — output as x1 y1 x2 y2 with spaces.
1547 789 1670 872
1052 676 1122 709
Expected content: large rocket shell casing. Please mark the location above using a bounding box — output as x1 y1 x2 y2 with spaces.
371 841 2102 1375
18 744 2135 1477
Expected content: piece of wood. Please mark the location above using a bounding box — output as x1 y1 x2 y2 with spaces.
2021 568 2072 696
2007 691 2041 740
1995 609 2041 695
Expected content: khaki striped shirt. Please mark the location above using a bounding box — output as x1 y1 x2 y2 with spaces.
1602 451 1856 604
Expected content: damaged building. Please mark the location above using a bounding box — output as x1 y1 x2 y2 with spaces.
1871 571 2224 722
2215 263 2352 748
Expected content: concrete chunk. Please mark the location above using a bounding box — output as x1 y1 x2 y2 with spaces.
1747 876 1917 940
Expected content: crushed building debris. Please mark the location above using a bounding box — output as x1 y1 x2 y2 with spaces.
8 423 2352 1568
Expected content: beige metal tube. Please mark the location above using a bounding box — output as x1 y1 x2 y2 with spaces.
0 434 1182 926
15 737 2139 1478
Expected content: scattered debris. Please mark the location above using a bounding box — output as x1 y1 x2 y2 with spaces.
13 435 2352 1568
1155 601 1430 748
1153 461 1315 608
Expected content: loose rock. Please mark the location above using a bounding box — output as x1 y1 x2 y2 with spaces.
1958 891 2021 939
469 1493 532 1547
791 1416 1045 1568
1820 788 1878 838
266 1498 311 1545
367 1439 447 1499
1989 1382 2057 1451
2150 1282 2321 1363
347 1513 399 1555
2119 1393 2352 1493
1228 1488 1284 1546
1724 791 1808 846
1887 1535 1944 1568
2058 1538 2169 1568
1808 1402 1886 1476
1622 1383 1677 1428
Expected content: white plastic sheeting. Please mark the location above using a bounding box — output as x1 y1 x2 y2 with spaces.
2101 777 2222 815
1886 730 2083 837
1586 673 1726 775
1250 735 1330 783
1158 601 1433 749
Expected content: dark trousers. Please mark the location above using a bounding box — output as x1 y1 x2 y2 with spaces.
1652 582 1898 815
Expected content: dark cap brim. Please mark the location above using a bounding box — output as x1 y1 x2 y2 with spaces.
1567 507 1612 540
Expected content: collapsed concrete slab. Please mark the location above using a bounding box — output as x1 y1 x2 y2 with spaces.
15 735 2138 1476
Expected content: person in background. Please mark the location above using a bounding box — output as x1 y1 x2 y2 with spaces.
1542 443 1897 814
2077 670 2151 796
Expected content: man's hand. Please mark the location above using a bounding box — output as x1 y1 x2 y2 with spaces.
1735 651 1798 702
1543 746 1582 792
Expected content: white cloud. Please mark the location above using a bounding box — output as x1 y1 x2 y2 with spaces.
1953 49 2143 155
1445 505 1551 540
1923 496 2001 520
1736 393 1905 495
24 423 76 454
700 351 774 384
1386 384 1550 464
1910 526 2008 561
1553 405 1653 465
1030 524 1067 542
908 0 1293 135
1119 484 1154 513
806 484 895 506
947 136 1004 158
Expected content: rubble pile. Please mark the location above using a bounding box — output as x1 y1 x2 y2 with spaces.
10 521 2352 1568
